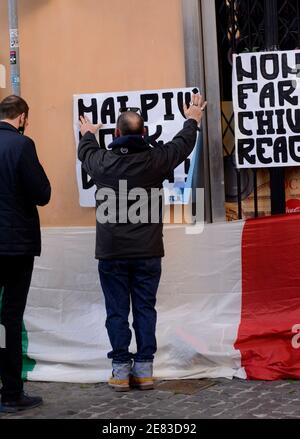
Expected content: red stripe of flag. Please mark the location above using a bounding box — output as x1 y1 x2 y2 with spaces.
234 213 300 380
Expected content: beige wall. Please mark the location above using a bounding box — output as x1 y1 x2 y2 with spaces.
1 0 186 226
0 2 10 96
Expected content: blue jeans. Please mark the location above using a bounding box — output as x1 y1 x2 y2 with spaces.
98 258 162 363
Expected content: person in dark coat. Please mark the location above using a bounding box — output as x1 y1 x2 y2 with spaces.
78 93 206 391
0 95 51 412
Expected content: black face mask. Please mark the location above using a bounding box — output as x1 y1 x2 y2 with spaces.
18 124 25 135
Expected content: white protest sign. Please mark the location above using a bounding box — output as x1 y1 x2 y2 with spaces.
73 87 199 207
233 50 300 168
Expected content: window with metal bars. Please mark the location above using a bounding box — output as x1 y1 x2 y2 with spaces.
215 0 300 220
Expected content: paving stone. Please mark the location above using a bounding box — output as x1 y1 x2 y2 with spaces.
1 379 300 419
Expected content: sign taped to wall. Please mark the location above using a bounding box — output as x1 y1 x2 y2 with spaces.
73 87 199 207
233 50 300 169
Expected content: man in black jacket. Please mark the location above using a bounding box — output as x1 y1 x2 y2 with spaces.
78 93 206 391
0 95 51 412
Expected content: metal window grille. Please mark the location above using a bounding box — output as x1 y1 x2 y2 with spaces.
215 0 300 219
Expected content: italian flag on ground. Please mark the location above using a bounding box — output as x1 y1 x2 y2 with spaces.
1 216 300 383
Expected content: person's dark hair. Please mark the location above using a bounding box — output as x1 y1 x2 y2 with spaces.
117 112 144 136
0 95 29 120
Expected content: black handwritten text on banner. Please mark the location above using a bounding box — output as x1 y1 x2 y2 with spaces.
73 88 198 207
233 50 300 168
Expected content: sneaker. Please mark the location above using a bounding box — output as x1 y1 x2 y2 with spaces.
130 361 154 390
108 361 132 392
0 392 43 413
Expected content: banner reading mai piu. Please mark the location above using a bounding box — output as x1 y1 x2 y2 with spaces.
73 87 199 207
233 50 300 168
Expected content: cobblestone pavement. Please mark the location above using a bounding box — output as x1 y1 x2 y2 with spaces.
1 378 300 419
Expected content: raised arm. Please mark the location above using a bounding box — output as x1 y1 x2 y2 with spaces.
78 116 103 180
152 93 207 176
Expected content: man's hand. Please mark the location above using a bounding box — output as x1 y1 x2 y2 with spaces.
79 116 102 136
184 94 207 126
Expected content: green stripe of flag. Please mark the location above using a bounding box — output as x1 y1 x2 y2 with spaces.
0 285 36 380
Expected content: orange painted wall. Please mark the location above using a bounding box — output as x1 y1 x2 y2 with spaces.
0 2 10 97
1 0 186 226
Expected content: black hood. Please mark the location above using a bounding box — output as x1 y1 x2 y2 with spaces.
109 135 150 154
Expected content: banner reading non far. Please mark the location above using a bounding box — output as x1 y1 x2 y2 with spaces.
233 50 300 169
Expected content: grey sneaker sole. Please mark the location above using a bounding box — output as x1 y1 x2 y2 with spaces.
130 381 154 390
108 383 130 392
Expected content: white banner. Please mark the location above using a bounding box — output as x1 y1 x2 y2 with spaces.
24 224 245 383
73 87 199 207
233 50 300 168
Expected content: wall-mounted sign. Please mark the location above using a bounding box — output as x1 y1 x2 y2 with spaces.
73 87 199 207
233 50 300 168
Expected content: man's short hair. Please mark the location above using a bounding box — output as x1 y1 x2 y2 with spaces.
0 95 29 120
117 112 144 136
